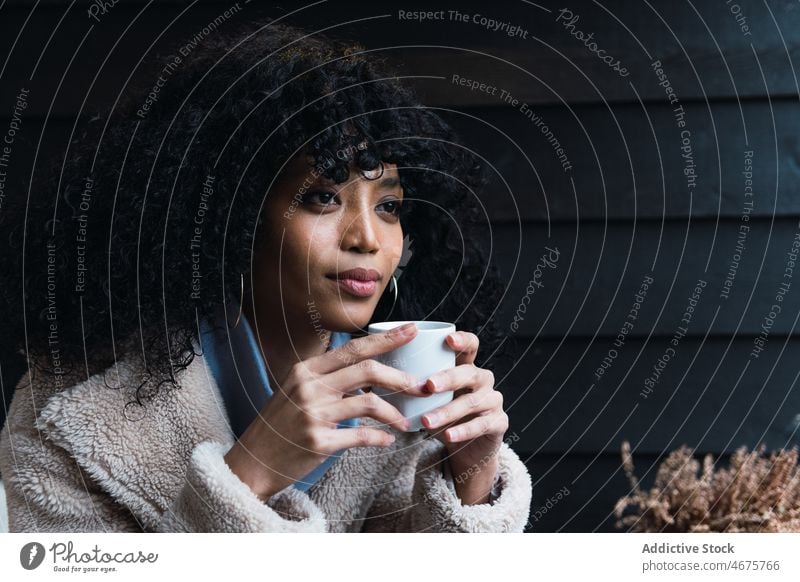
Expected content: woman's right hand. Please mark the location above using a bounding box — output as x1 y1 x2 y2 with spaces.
223 322 428 501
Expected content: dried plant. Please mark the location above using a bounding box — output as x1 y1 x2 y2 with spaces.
614 441 800 532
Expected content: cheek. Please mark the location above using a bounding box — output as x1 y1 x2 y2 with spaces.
386 229 404 267
282 218 335 273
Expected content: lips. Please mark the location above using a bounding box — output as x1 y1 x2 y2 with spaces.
326 268 382 298
328 268 382 282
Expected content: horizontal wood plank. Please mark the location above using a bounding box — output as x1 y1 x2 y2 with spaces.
1 0 799 119
519 450 737 532
493 218 800 337
502 337 800 456
456 100 800 221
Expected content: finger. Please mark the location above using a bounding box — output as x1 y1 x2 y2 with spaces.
321 392 409 431
424 413 479 445
445 331 479 366
421 388 502 431
307 323 418 374
322 424 397 451
423 364 492 395
319 358 429 396
441 411 509 444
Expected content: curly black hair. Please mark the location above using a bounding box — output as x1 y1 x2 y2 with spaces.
1 19 510 407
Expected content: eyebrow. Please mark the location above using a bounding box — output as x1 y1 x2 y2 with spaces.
313 174 402 192
377 176 401 189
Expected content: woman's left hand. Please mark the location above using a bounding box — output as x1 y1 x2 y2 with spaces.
420 331 508 502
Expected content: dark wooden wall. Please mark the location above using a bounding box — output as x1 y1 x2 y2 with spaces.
2 0 800 532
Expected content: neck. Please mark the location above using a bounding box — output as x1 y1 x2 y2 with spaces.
243 299 332 390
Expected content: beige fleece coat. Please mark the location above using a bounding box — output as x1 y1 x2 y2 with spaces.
0 348 533 532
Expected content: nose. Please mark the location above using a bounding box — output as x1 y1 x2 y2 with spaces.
340 201 380 254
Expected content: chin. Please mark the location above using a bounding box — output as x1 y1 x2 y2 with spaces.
317 301 377 333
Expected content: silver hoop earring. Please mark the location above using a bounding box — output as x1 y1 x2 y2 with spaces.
387 274 398 314
233 273 244 329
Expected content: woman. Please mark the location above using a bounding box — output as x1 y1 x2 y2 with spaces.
0 19 532 532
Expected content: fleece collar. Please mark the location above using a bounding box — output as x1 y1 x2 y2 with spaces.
33 349 233 530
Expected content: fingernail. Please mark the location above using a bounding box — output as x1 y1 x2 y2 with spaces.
392 322 415 335
425 377 437 393
424 412 439 427
402 418 410 430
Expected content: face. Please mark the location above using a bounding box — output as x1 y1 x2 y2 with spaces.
251 152 405 334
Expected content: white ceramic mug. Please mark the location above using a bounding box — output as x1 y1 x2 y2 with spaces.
367 320 456 432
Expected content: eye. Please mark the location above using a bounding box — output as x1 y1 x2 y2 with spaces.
377 199 403 217
302 190 339 207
